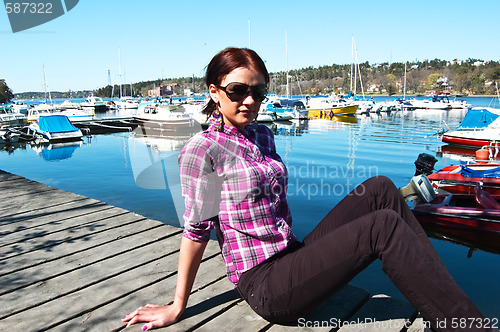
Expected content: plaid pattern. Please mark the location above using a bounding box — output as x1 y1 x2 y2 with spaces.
179 123 296 285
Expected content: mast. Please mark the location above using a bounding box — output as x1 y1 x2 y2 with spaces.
403 62 407 100
350 37 354 93
285 30 289 98
118 48 122 99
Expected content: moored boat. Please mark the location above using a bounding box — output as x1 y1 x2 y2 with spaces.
80 96 107 112
413 183 500 233
133 104 194 129
442 107 500 147
27 114 83 142
0 105 27 127
427 163 500 195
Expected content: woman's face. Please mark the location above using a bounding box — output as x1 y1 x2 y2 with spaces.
209 67 266 130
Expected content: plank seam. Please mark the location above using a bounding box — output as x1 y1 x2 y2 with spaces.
0 204 115 244
0 227 182 295
0 249 181 321
0 215 148 261
0 196 92 220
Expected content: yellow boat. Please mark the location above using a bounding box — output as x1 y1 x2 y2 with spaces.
308 104 358 118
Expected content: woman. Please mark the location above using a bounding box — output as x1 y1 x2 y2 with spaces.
122 47 490 331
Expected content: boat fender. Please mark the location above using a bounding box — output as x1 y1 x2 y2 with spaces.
475 147 489 163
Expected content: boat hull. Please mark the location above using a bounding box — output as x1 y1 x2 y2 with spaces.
428 164 500 195
308 104 358 118
413 194 500 232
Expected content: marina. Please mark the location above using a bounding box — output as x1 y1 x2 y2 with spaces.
1 96 500 323
0 169 423 331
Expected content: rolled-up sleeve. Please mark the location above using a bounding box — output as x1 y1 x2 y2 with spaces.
178 134 220 242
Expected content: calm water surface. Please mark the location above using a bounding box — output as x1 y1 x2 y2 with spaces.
1 96 499 318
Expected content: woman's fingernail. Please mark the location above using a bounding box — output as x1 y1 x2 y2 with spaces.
142 325 148 331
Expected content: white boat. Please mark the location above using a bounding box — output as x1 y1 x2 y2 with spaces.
0 106 27 127
116 96 139 109
27 114 83 142
266 98 309 120
410 96 452 110
26 106 54 123
80 96 107 112
55 100 82 111
442 107 500 147
133 104 194 128
9 100 29 114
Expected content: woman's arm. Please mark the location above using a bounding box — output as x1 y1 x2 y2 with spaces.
122 237 208 330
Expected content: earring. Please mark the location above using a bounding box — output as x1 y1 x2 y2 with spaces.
212 108 223 132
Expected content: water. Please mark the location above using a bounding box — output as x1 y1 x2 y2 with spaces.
2 96 499 318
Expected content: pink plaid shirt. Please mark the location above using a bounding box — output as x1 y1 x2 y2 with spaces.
179 122 297 285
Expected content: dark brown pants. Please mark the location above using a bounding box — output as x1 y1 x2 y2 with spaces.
238 176 489 331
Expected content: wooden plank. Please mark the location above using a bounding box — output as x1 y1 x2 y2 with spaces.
0 197 100 223
0 203 115 245
0 170 24 181
0 190 92 218
0 241 223 331
0 224 178 296
53 253 230 332
0 218 162 276
337 294 417 332
0 178 57 197
0 198 104 229
0 228 183 318
267 285 370 332
0 210 146 260
196 300 269 332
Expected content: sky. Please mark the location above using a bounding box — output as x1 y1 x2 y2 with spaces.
1 0 499 93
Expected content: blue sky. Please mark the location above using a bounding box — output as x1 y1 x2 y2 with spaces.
2 0 499 93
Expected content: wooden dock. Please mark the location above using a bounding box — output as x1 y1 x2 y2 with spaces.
0 170 429 331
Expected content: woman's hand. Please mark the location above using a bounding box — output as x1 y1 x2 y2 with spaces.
122 303 183 330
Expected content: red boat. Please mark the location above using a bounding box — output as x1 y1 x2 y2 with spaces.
427 163 500 195
413 184 500 232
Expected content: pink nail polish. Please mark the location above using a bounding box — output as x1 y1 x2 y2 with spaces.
142 325 148 331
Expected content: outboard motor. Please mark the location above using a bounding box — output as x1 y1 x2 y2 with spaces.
414 153 437 176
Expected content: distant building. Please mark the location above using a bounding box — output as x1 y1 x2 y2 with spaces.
148 86 173 97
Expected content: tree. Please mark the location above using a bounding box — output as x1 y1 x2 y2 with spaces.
0 79 14 104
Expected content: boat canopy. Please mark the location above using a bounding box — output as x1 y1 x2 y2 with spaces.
38 115 79 133
461 165 500 178
458 108 499 130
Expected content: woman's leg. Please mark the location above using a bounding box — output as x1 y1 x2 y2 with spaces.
239 210 486 331
303 176 441 262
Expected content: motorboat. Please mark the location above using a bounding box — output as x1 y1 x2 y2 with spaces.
27 114 83 142
441 107 500 147
80 96 107 112
302 95 358 117
259 99 309 121
55 100 82 111
116 96 139 109
409 96 452 110
0 105 27 127
9 100 29 114
413 183 500 233
133 104 194 129
427 163 500 195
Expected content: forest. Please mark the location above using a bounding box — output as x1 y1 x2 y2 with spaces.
7 58 500 102
95 58 500 98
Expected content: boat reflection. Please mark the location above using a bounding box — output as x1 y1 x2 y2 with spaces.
32 141 83 161
423 224 500 257
261 119 308 136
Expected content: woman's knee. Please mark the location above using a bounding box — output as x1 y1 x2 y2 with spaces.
351 176 396 198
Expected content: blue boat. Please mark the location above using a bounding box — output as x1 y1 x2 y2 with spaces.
27 115 83 142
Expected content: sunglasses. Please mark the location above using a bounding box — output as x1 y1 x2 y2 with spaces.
216 82 268 102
